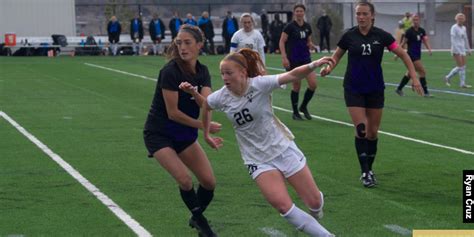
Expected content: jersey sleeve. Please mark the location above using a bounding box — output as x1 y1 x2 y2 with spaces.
253 75 281 94
381 30 396 51
159 66 180 91
206 89 224 111
337 31 350 50
283 23 292 35
230 31 239 51
201 66 212 88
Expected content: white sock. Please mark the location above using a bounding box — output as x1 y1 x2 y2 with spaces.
446 67 460 79
309 192 324 219
157 43 162 54
153 44 157 55
132 42 137 53
459 66 466 86
281 203 333 237
112 44 118 55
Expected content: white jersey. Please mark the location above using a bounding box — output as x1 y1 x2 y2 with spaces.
207 75 294 165
230 29 266 64
450 24 471 55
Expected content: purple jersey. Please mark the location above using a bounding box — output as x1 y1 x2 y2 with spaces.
283 21 312 63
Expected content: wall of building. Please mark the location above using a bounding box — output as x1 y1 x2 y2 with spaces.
0 0 76 40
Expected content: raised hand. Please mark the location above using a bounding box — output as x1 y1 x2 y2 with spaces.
178 82 197 95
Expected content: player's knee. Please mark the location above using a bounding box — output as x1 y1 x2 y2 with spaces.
176 175 193 190
308 84 317 91
272 200 294 214
419 70 426 77
306 195 323 210
199 177 216 190
356 123 366 138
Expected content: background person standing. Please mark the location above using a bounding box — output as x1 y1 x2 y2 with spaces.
107 15 121 56
317 10 332 53
130 14 144 55
149 13 166 55
222 11 239 53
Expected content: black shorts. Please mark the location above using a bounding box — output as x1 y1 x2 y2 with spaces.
143 130 196 158
287 58 312 71
344 90 384 109
409 54 421 62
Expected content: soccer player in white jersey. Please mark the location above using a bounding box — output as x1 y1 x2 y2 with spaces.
181 48 335 236
444 13 472 88
230 13 266 65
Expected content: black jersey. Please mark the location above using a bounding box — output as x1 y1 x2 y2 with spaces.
338 26 396 93
283 21 312 63
404 26 426 60
144 59 211 141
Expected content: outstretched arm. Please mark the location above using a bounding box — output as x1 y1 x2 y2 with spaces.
277 56 334 85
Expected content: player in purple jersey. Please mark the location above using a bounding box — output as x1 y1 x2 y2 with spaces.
396 14 433 97
321 1 424 188
279 3 318 120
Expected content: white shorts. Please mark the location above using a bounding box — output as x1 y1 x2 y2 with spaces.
451 46 467 56
246 141 306 180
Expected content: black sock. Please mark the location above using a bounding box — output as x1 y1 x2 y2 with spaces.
367 138 378 171
290 90 299 114
355 137 369 173
179 187 202 217
420 77 428 94
197 185 214 213
300 88 315 110
397 75 410 91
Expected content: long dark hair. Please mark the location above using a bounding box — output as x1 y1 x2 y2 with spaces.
166 24 205 74
222 48 264 78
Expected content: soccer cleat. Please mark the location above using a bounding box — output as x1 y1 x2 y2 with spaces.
292 113 304 121
189 215 218 237
369 171 377 185
424 93 434 98
395 89 404 96
360 172 375 188
444 77 451 86
299 107 312 120
461 84 472 88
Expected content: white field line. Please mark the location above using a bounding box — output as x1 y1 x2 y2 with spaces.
383 224 412 236
272 106 474 155
0 111 152 237
86 63 474 155
84 63 157 82
259 227 288 237
266 66 474 97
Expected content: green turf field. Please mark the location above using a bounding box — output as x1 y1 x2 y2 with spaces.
1 52 473 236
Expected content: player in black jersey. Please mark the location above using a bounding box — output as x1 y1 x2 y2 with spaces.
396 14 433 97
279 4 318 120
321 1 424 188
143 25 221 237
